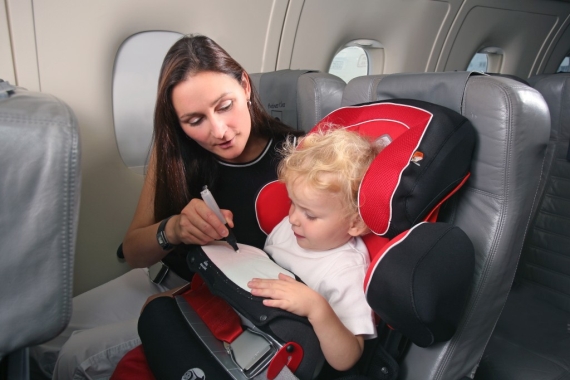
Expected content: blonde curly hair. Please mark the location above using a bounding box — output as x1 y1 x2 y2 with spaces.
278 127 382 216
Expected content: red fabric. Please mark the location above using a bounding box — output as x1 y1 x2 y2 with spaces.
311 103 433 235
181 275 243 343
362 234 390 262
110 345 155 380
256 180 290 235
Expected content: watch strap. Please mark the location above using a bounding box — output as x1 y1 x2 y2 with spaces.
157 216 175 250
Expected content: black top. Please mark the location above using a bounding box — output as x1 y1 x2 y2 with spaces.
163 136 286 280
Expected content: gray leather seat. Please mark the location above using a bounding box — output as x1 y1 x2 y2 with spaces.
342 72 550 380
475 73 570 380
0 83 81 379
250 70 345 132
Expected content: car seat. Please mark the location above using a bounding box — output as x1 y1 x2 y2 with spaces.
475 72 570 380
0 81 81 380
342 71 551 380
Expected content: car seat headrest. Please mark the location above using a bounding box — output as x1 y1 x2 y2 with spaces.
364 222 475 347
311 99 476 239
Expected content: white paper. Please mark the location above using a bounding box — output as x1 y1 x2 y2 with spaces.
202 242 294 291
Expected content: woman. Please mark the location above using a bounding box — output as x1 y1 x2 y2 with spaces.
31 35 303 380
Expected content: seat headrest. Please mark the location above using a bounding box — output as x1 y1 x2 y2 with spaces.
364 222 474 347
250 70 345 132
341 71 482 113
313 99 476 239
530 72 570 141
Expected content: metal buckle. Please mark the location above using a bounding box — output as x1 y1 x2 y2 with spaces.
148 261 169 284
224 328 282 379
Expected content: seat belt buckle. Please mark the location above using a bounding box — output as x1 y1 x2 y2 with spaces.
148 261 169 284
225 328 281 379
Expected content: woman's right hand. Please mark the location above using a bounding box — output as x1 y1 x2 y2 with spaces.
169 198 234 246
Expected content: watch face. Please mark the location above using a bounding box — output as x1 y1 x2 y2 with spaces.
157 230 172 249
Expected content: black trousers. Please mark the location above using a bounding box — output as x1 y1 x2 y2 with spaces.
138 296 232 380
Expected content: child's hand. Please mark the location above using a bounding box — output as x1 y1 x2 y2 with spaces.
248 273 327 318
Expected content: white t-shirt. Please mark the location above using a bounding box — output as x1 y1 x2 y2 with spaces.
264 217 377 339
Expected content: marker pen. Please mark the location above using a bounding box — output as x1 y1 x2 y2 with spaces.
200 186 239 252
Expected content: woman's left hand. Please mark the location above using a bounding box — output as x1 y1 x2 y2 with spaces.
247 273 327 318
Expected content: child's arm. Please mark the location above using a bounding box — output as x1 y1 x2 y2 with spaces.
248 273 364 371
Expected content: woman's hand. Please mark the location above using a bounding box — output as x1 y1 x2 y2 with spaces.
169 198 234 246
248 273 327 318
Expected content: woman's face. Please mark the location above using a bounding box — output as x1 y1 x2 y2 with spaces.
172 71 256 163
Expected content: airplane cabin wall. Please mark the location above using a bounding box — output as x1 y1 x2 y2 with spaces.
436 0 570 79
0 1 15 85
287 0 570 78
1 0 570 295
287 0 465 74
542 20 570 73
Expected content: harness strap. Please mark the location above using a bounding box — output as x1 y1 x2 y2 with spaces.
180 275 243 343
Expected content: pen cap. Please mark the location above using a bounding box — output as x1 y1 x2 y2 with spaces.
200 186 227 224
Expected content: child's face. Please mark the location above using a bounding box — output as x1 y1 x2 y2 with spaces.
286 179 363 251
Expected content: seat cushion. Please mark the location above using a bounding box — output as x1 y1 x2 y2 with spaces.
476 283 570 380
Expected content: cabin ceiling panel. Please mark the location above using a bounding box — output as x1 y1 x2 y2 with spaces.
28 0 289 294
288 0 456 75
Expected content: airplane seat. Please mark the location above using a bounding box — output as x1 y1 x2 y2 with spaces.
475 72 570 380
341 72 550 380
484 72 530 86
249 70 346 132
0 82 81 379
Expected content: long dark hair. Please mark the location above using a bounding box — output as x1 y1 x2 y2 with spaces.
153 35 302 222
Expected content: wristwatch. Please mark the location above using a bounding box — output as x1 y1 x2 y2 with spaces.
156 216 175 250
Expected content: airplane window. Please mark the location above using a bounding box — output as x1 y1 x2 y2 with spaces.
329 46 368 83
558 56 570 72
112 31 183 174
468 48 504 73
467 53 488 72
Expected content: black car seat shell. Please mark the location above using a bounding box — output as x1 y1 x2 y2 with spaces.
476 73 570 380
342 72 551 380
